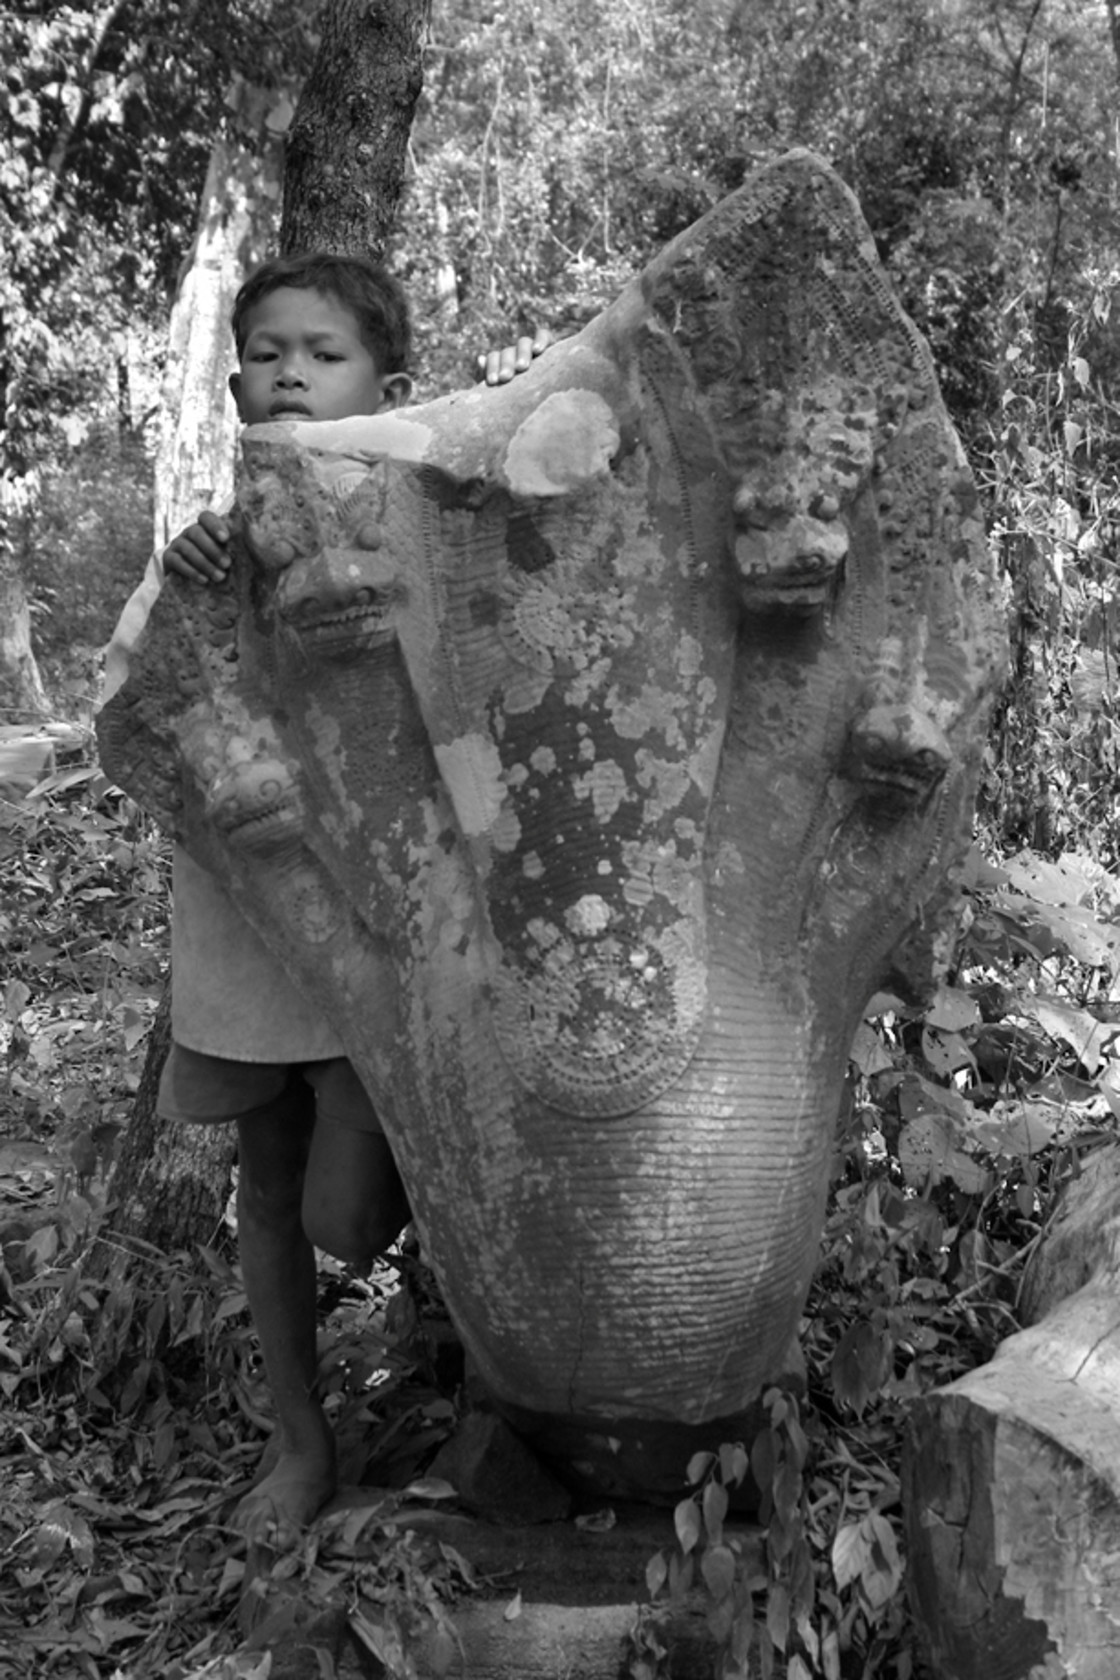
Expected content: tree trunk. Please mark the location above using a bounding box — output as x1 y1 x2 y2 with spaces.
280 0 430 260
155 84 288 546
902 1143 1120 1679
1106 0 1120 86
99 95 287 1251
0 547 50 723
91 989 233 1269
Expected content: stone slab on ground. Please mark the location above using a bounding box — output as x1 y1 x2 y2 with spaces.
255 1486 764 1679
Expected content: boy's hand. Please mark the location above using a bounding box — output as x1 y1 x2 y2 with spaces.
476 326 552 386
163 510 232 584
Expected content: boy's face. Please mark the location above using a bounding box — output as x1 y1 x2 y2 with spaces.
229 286 411 426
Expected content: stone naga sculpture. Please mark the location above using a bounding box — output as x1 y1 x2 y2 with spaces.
99 152 1005 1499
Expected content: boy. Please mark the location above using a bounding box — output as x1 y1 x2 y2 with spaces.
106 253 546 1540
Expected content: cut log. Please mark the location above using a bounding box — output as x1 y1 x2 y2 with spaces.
902 1142 1120 1680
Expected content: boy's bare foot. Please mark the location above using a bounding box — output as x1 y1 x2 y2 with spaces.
234 1442 338 1545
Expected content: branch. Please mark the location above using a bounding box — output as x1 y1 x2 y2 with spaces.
44 0 128 193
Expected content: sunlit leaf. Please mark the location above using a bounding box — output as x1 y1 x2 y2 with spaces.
645 1549 668 1598
720 1442 749 1488
921 1025 976 1079
674 1496 701 1555
700 1542 736 1601
1023 995 1117 1077
969 1100 1059 1157
401 1476 456 1501
923 985 981 1033
898 1108 989 1195
686 1449 715 1485
831 1521 870 1590
848 1020 894 1077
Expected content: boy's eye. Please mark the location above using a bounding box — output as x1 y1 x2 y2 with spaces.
316 352 343 362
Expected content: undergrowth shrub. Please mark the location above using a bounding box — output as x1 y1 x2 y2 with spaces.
15 423 154 697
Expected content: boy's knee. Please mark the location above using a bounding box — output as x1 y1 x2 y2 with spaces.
303 1190 408 1269
302 1155 409 1267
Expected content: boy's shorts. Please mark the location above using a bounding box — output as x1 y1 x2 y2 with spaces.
158 1043 383 1133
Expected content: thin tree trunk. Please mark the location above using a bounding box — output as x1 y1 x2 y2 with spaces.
91 990 232 1269
44 0 128 190
280 0 430 259
0 547 50 723
1106 0 1120 86
155 85 288 545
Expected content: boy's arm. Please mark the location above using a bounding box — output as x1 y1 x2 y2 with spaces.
476 327 552 386
102 549 165 702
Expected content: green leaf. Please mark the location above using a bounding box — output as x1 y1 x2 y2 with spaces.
668 1548 694 1601
848 1020 894 1077
1022 995 1116 1077
703 1478 728 1544
923 985 981 1032
831 1521 870 1590
920 1025 976 1079
402 1477 457 1501
969 1099 1058 1158
706 1595 735 1643
830 1320 891 1416
700 1543 736 1601
898 1107 989 1195
766 1580 790 1652
750 1429 774 1497
645 1549 668 1598
687 1449 715 1485
674 1496 701 1555
863 1511 903 1607
719 1441 749 1487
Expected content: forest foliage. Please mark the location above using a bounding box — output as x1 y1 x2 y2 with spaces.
3 1 1120 1676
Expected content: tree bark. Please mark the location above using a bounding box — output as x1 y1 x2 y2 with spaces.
1106 0 1120 87
0 547 50 723
280 0 430 260
155 83 287 548
91 989 233 1269
902 1143 1120 1679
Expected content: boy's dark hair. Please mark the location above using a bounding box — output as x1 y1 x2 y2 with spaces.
231 252 412 373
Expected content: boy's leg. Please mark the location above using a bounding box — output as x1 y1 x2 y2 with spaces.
301 1059 410 1267
159 1046 337 1538
234 1089 339 1538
